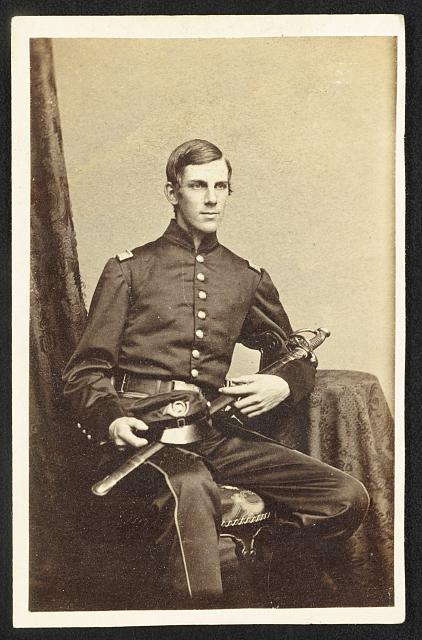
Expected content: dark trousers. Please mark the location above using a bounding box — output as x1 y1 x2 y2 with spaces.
93 418 370 601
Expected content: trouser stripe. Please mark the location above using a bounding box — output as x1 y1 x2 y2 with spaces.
146 460 193 598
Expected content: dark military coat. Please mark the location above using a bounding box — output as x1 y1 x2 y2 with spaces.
63 219 315 441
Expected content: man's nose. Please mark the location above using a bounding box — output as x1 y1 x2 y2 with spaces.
205 187 217 205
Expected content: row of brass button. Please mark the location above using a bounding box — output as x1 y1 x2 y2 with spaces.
192 255 206 378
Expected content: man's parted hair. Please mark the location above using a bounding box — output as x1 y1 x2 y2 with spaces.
166 139 232 194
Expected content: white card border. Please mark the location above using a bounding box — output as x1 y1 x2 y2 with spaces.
11 13 406 628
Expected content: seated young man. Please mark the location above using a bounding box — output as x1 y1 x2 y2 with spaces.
63 139 369 606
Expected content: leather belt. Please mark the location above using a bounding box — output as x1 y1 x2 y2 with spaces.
114 372 201 396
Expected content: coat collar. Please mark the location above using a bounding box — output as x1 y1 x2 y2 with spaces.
162 218 219 253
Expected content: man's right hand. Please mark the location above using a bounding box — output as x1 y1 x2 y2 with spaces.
108 416 149 448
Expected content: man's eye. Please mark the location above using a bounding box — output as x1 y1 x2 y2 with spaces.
216 184 228 190
190 183 204 190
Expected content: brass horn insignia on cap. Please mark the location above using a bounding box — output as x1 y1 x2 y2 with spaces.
162 400 190 418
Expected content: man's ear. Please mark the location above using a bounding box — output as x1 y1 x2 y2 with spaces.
164 182 179 206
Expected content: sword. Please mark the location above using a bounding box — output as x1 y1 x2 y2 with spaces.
91 327 330 497
91 441 165 496
210 327 330 416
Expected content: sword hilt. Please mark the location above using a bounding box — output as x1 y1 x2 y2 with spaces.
307 327 331 351
210 327 331 416
287 327 330 363
91 327 331 496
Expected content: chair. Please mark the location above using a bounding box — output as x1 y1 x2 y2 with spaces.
29 347 394 609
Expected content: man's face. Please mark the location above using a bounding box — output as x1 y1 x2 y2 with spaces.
166 158 230 238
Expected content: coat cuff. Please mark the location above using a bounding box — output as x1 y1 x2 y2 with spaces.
273 359 316 406
80 397 125 443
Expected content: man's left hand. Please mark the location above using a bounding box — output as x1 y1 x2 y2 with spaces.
218 374 290 418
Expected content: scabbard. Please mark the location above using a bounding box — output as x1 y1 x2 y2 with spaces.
91 441 164 496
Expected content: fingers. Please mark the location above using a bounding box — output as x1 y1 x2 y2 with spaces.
238 404 264 416
247 408 266 418
122 432 148 448
126 417 148 432
237 400 277 417
229 375 258 383
235 395 268 416
219 382 256 396
218 386 238 395
114 426 148 448
219 374 289 417
126 419 149 447
109 417 149 448
235 394 281 416
234 394 260 409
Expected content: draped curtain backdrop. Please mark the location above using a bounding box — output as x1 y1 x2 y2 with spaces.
29 38 394 610
30 38 87 602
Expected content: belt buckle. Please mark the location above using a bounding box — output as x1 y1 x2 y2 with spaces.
173 380 199 393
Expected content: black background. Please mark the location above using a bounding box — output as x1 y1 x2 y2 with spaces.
1 1 421 639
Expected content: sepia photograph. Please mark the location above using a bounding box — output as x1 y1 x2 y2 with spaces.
12 14 405 627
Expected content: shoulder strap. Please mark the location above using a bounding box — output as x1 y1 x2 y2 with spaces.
246 258 261 274
116 249 134 262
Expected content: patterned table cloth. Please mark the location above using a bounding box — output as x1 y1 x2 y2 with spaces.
269 369 395 606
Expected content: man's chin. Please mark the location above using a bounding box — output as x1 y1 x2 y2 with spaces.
196 219 220 233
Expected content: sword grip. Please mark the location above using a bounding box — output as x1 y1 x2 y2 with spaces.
308 327 331 351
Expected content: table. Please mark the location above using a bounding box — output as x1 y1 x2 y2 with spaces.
269 369 395 606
